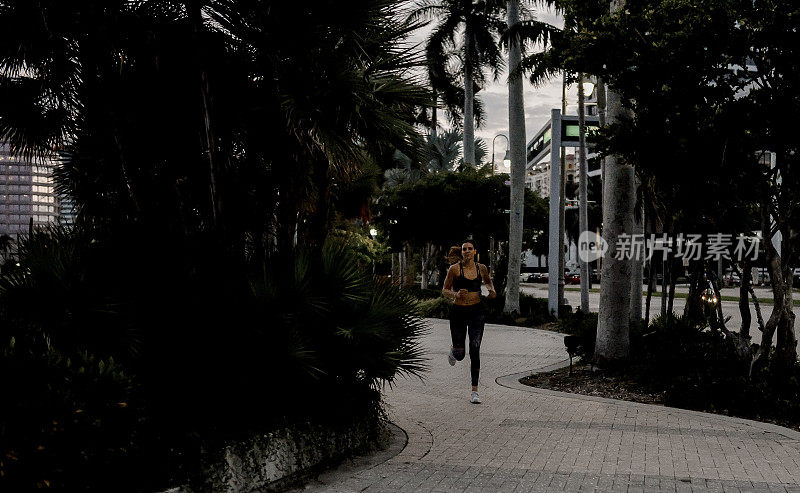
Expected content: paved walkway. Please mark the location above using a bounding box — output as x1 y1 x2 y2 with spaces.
292 319 800 492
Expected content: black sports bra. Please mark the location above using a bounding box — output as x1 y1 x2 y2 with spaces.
453 262 483 293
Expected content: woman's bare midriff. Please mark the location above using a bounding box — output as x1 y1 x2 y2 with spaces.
455 292 481 306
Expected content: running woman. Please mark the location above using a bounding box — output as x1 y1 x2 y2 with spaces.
442 240 496 403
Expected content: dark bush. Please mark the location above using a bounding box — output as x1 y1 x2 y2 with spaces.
405 286 444 301
481 293 552 327
555 311 598 357
0 229 427 491
604 314 800 425
409 290 552 328
0 340 145 490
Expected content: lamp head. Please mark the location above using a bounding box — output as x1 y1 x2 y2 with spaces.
503 150 511 169
582 81 595 98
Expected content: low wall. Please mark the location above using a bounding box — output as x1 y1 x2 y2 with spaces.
161 418 385 492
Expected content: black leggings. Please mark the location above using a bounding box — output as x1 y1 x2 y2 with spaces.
449 304 485 387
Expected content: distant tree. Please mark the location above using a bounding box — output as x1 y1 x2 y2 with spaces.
375 170 547 289
409 0 507 166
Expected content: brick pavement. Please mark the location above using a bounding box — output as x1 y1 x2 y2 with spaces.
291 319 800 492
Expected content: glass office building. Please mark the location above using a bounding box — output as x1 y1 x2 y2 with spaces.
0 142 60 236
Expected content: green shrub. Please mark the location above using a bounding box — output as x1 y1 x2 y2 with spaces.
416 297 450 318
0 339 146 490
481 293 552 327
405 286 444 301
556 311 598 357
617 314 800 425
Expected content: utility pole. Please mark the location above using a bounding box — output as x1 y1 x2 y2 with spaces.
578 74 589 312
547 109 563 316
559 73 567 308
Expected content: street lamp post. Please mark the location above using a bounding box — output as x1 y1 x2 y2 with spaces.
492 133 510 175
490 133 511 273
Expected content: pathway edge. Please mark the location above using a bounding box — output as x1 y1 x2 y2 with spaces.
497 363 800 442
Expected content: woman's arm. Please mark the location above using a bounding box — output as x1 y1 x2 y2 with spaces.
442 264 461 301
480 264 497 299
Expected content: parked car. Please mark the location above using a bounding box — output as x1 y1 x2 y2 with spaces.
565 272 580 285
723 271 741 287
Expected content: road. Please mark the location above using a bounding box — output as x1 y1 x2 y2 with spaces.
520 284 800 347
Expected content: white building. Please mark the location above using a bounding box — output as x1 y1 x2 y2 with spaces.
0 142 59 236
526 154 577 197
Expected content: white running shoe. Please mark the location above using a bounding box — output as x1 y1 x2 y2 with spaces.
470 391 481 404
447 347 457 366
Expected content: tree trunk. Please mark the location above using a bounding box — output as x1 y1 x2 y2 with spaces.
308 157 331 248
736 261 752 339
595 27 634 364
595 0 635 365
399 251 405 289
421 244 429 290
764 244 797 369
630 178 643 321
187 0 222 228
462 25 476 167
504 0 526 314
667 256 678 323
645 253 656 324
577 73 589 313
750 279 766 334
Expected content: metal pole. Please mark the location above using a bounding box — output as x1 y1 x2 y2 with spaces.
548 110 562 317
578 75 590 313
559 75 567 308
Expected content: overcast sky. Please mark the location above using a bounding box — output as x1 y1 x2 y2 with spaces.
405 4 585 166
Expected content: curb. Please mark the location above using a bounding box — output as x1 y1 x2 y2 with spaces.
497 359 800 442
283 421 408 492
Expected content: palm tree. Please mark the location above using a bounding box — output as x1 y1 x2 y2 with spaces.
409 0 506 167
595 0 635 366
501 1 558 313
504 0 526 312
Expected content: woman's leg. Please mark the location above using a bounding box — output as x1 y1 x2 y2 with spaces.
467 308 486 388
449 309 467 361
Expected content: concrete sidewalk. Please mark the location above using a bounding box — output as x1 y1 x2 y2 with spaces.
290 320 800 492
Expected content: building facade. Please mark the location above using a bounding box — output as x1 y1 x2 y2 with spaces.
526 154 577 197
0 143 59 236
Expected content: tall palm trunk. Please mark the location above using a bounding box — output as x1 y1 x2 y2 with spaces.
577 74 589 312
187 0 221 228
462 25 476 167
595 0 634 366
504 0 526 313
